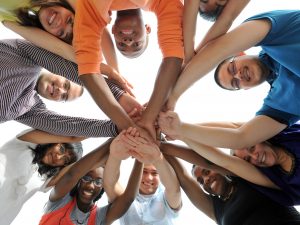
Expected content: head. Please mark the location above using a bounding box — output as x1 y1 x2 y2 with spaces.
214 55 270 90
112 9 151 58
31 142 83 178
36 72 83 102
232 142 278 167
17 0 75 44
139 164 160 195
192 165 231 197
198 0 228 22
70 167 105 206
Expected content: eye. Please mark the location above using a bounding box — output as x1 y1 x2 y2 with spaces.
59 145 66 153
95 178 103 186
248 146 255 153
134 42 141 47
118 42 126 47
244 156 251 162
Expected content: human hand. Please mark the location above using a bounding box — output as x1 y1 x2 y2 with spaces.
158 111 182 140
109 69 135 97
123 133 162 164
110 130 133 160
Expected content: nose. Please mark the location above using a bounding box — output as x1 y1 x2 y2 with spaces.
203 176 210 185
233 70 242 80
249 151 258 162
123 37 133 45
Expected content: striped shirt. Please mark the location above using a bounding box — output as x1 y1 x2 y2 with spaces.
0 39 123 137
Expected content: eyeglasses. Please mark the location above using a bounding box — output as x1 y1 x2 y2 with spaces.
228 57 240 90
81 175 103 187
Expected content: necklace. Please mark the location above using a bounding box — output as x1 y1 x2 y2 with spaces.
221 183 235 202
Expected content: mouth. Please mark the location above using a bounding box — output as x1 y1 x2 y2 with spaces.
82 190 94 197
47 11 61 27
47 83 55 96
210 180 217 191
243 67 251 81
259 152 266 165
120 29 133 35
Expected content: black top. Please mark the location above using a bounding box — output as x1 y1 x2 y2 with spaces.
212 177 300 225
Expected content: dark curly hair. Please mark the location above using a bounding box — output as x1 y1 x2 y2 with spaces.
30 142 83 179
199 4 225 22
16 0 75 43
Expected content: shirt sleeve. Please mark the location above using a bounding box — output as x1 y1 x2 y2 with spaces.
256 104 300 126
15 99 118 137
153 0 184 59
16 39 82 85
73 0 106 75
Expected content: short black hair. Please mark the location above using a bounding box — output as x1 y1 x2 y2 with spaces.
199 4 225 22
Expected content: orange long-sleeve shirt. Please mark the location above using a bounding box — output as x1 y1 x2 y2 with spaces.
73 0 183 75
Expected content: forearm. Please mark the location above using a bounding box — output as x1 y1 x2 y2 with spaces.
51 139 112 200
164 155 216 220
3 21 76 62
183 0 199 63
103 155 122 202
79 74 134 130
184 138 278 189
105 160 143 225
16 105 118 137
101 27 119 71
179 116 286 149
161 142 230 176
143 57 182 121
153 154 181 209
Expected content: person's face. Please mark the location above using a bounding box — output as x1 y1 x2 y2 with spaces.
112 14 150 58
78 168 104 204
233 143 278 167
218 55 269 90
199 0 227 13
37 73 83 102
192 166 227 196
39 5 74 43
139 164 160 195
41 144 74 166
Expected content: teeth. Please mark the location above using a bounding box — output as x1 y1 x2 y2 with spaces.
261 153 265 163
121 30 133 35
49 13 56 25
210 180 216 190
83 190 93 196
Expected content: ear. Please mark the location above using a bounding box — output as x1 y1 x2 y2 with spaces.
145 24 151 34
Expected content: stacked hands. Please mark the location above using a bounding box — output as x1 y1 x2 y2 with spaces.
112 109 183 163
110 127 163 164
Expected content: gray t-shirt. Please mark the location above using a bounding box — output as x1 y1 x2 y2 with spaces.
44 194 109 225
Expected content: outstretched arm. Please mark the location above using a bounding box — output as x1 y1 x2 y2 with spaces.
139 57 182 140
160 142 231 176
49 138 112 201
196 0 250 51
183 0 199 63
164 156 216 221
138 57 183 139
18 129 85 144
183 138 278 189
124 133 182 210
159 111 287 149
167 19 271 110
105 159 143 225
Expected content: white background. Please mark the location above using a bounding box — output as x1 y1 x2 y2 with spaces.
1 1 299 224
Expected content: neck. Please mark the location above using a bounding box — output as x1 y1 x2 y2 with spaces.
76 199 94 213
221 180 234 201
276 146 294 173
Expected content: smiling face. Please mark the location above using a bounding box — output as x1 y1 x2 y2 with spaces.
233 143 278 167
37 73 83 102
217 55 269 90
192 166 227 196
41 144 75 166
139 164 160 195
77 168 104 204
112 12 150 58
38 5 74 43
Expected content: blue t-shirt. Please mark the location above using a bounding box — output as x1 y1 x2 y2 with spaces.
245 10 300 126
